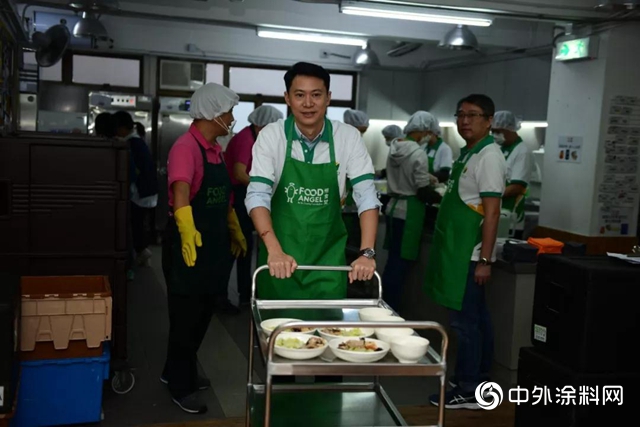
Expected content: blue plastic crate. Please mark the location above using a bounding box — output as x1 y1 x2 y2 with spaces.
12 344 110 427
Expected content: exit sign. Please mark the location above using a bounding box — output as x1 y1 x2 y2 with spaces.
555 36 598 62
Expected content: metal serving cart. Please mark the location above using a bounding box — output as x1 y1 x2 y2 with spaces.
246 265 449 427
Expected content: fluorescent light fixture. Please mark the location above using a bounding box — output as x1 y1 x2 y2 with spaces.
439 122 456 128
257 27 368 48
341 1 492 28
520 122 549 128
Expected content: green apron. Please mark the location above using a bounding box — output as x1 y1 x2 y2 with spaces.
424 136 494 311
426 138 444 175
385 194 426 261
501 137 526 225
257 116 348 300
164 137 232 295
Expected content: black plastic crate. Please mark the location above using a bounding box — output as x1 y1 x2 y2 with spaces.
515 347 638 427
531 254 640 373
0 273 20 414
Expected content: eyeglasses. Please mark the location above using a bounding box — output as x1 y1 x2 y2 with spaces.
455 112 488 121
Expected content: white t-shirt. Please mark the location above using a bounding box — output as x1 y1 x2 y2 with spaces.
504 140 534 187
427 140 453 173
456 141 506 261
246 118 380 213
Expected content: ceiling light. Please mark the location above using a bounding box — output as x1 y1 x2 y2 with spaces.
520 122 549 128
73 11 108 39
438 25 478 50
341 1 492 27
256 27 368 48
354 44 379 66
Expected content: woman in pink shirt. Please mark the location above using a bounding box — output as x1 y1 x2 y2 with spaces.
224 105 283 305
160 83 246 415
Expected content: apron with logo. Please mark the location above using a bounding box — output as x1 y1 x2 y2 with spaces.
257 116 348 300
424 136 494 311
163 137 232 295
501 138 526 227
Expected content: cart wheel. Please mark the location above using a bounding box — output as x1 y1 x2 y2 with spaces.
111 369 135 394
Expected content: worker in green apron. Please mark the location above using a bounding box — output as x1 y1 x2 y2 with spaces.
382 111 440 312
161 83 247 414
424 119 453 184
342 109 371 242
245 62 381 382
492 111 534 240
425 95 506 410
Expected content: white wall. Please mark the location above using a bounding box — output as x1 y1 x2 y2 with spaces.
539 32 610 236
422 54 552 122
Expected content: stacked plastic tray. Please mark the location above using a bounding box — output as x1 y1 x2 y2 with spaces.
11 275 112 427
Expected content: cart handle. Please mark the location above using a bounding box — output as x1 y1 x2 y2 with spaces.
251 265 382 302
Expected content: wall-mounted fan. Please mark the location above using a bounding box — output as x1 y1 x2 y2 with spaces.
29 24 71 67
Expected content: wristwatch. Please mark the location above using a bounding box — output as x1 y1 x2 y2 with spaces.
359 248 376 259
478 257 493 266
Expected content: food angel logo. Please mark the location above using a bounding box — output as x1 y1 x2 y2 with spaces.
284 183 297 203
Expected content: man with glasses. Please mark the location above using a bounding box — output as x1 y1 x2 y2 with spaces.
425 94 506 409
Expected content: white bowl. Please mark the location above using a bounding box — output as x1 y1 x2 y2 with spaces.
260 318 316 336
317 327 375 341
391 336 430 364
329 337 390 363
273 332 328 360
375 327 414 345
358 307 393 322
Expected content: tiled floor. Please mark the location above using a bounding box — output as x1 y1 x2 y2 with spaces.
97 239 514 426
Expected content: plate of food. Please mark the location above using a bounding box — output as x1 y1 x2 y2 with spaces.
274 333 328 360
318 327 375 341
260 318 316 336
329 337 390 363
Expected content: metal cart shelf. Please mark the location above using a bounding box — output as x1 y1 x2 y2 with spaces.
246 266 449 427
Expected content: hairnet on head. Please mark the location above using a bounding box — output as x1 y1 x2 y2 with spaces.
403 111 437 134
248 105 284 127
189 83 239 121
433 121 442 136
382 124 402 139
493 111 521 131
343 109 369 128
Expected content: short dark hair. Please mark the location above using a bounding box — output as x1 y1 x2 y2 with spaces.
284 62 330 93
113 110 134 131
134 122 146 138
95 112 115 138
456 94 495 118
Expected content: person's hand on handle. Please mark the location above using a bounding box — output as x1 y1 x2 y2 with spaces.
350 256 376 284
475 264 491 285
267 251 298 279
174 206 202 267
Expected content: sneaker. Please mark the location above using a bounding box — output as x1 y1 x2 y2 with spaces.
429 387 481 410
448 375 491 389
172 392 207 414
161 375 211 390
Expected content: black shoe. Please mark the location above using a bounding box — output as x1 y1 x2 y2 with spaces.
172 392 208 414
161 375 211 391
448 375 490 389
429 387 481 410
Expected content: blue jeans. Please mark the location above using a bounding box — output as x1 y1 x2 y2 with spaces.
381 218 410 313
450 262 494 393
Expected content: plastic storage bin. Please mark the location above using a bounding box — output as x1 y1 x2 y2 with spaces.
20 276 112 354
12 344 110 427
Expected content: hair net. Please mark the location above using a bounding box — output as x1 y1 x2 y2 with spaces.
189 83 239 121
433 121 442 136
248 105 284 127
382 124 403 139
493 111 521 131
343 109 369 128
403 110 437 134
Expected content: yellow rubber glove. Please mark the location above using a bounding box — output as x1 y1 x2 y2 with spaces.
228 209 247 258
174 206 202 267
